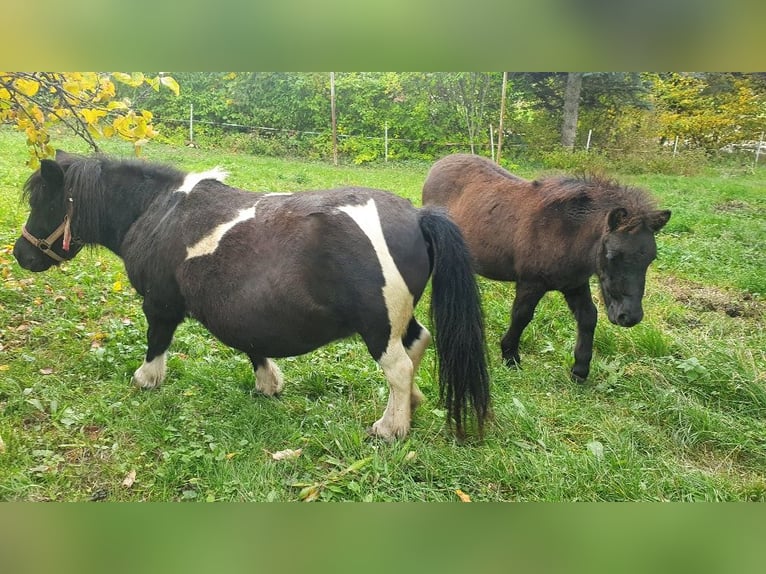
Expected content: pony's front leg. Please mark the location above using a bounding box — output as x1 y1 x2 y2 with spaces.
133 305 182 389
563 284 598 382
250 356 284 396
372 343 414 440
501 282 544 367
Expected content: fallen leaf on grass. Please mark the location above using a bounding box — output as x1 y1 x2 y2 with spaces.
267 448 303 461
39 367 54 375
122 469 136 488
299 484 321 502
0 434 6 454
455 489 472 502
586 440 605 461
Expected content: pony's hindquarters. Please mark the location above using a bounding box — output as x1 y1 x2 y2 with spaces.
418 207 490 438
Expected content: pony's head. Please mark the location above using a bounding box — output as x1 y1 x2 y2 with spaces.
13 151 85 272
596 207 671 327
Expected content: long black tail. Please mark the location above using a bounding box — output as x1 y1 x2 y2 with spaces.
418 206 490 438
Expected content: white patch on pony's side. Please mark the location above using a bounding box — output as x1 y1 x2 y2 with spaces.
133 353 167 388
263 192 293 197
185 203 258 260
176 167 228 194
255 359 284 396
337 198 414 339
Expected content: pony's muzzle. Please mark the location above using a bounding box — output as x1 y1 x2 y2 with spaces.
12 239 57 272
609 306 643 327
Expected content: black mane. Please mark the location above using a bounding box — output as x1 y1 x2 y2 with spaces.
539 173 658 218
26 154 186 247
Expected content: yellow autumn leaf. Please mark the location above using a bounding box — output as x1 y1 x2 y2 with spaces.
455 489 471 502
111 72 132 84
14 78 40 97
160 75 180 96
107 100 128 111
112 280 122 292
81 108 107 125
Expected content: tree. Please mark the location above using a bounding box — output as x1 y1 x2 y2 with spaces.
652 72 766 151
0 72 179 167
508 72 651 152
560 72 583 150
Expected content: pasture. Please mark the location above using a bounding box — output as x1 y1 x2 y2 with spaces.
0 129 764 501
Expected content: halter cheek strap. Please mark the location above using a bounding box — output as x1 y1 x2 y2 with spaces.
21 215 71 263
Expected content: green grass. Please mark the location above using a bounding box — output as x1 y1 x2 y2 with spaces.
1 129 764 501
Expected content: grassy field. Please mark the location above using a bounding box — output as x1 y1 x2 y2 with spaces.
1 129 764 501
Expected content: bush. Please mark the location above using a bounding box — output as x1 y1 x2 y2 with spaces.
538 149 611 173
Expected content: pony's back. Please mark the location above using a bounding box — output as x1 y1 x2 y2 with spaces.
422 154 527 208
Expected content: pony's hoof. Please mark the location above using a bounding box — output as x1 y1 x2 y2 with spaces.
502 354 521 369
132 356 166 389
132 373 160 389
368 420 408 441
570 367 589 383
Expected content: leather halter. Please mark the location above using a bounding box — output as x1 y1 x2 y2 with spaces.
21 216 70 263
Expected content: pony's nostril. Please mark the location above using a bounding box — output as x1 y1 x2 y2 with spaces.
618 313 629 325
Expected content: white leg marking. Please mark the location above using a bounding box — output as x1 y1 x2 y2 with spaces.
186 204 258 260
255 359 284 396
407 325 431 411
133 353 167 388
176 167 228 194
372 343 414 440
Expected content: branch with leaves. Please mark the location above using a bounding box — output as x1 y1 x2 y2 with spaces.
0 72 179 167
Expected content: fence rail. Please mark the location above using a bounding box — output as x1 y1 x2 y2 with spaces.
156 114 766 163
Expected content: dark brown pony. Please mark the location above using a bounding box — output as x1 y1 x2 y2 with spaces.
422 153 670 381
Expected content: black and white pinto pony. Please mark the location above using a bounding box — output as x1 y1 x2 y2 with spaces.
13 151 490 440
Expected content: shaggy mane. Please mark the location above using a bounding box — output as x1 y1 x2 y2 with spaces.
537 173 657 218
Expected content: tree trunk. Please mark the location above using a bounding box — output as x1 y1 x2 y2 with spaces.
330 72 338 165
496 72 508 163
561 72 583 151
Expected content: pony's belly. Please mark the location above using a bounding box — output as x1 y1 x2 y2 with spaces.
201 308 354 357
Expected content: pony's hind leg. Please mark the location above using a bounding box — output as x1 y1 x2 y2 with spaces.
501 282 545 367
373 341 415 440
250 356 284 396
133 304 183 389
402 318 431 410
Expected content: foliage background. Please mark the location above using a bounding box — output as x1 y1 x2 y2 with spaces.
124 72 766 169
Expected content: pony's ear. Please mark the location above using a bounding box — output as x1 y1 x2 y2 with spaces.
54 149 79 163
647 210 671 232
40 159 65 189
606 207 628 231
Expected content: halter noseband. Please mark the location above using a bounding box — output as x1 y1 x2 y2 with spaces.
21 215 72 263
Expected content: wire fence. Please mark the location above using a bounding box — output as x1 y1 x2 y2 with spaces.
156 114 766 164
